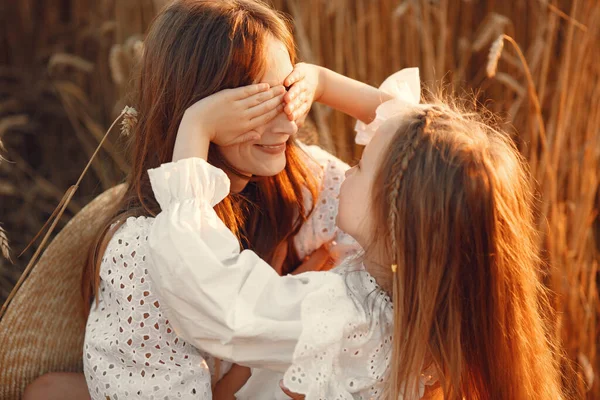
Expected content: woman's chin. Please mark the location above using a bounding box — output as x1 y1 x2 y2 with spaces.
247 158 287 177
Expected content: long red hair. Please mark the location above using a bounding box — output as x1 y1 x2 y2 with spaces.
369 99 565 399
82 0 318 311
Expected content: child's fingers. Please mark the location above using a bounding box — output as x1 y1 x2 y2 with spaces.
291 101 311 121
240 85 285 108
283 84 300 103
284 68 305 88
285 91 310 117
246 94 285 120
284 102 299 120
284 81 306 103
291 246 332 275
329 243 359 261
285 86 309 112
229 83 270 100
285 109 294 121
284 95 303 115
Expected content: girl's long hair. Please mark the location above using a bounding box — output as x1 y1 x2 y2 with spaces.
369 99 565 399
82 0 318 312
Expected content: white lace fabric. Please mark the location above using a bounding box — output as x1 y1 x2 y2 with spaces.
282 259 393 399
83 216 214 399
83 145 356 399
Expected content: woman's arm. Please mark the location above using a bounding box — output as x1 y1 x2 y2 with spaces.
146 157 353 372
213 364 252 400
209 243 336 398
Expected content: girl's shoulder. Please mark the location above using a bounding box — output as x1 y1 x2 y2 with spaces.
282 257 393 398
334 257 392 312
100 216 154 282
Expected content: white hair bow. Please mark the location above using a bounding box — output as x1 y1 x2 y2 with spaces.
354 68 421 145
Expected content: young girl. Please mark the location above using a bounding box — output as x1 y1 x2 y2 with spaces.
143 60 566 399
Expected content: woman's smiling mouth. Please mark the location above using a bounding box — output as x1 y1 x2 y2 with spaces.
255 142 287 154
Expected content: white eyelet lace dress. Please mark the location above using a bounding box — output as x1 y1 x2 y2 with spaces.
83 144 359 399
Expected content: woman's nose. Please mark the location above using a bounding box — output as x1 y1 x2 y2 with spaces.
270 112 298 136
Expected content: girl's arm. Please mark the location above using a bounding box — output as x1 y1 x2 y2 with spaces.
316 66 394 124
283 64 394 125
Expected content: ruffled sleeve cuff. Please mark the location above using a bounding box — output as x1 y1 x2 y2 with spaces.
355 67 422 145
147 157 230 210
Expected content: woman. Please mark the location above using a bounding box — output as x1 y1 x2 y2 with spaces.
25 1 357 399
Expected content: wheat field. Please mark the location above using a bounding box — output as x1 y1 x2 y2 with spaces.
0 0 598 398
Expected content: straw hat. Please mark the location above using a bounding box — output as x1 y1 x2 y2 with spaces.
0 184 126 399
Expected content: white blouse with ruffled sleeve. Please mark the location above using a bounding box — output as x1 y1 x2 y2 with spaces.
82 144 370 400
144 156 395 399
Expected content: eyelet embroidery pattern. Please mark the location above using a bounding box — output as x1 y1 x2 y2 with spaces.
83 216 216 400
282 261 394 399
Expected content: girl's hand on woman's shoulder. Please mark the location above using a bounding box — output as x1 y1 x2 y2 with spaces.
291 241 338 275
283 63 323 125
177 83 286 146
270 240 338 276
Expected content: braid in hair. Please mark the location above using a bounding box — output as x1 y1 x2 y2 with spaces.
388 107 440 268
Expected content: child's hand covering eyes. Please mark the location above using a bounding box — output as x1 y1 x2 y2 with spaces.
283 63 323 126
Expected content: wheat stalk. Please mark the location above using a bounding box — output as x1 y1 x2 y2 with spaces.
0 108 128 321
0 225 12 264
47 53 94 74
486 35 504 78
0 138 7 163
120 106 138 137
488 34 551 180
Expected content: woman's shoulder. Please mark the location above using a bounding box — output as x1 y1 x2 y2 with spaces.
334 258 392 309
105 215 154 255
110 215 152 234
